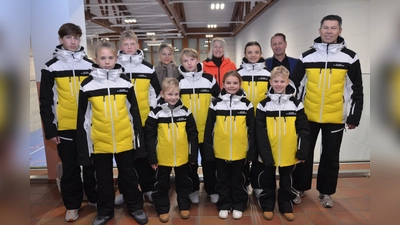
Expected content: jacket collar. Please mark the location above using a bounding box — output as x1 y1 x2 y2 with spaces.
54 44 85 62
90 63 123 81
267 80 296 103
158 98 183 112
241 57 266 71
313 36 346 55
118 49 144 66
178 62 203 80
219 88 246 103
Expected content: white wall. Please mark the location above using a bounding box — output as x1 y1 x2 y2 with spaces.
235 0 370 162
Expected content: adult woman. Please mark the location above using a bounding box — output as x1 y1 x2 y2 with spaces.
203 37 237 88
155 43 180 86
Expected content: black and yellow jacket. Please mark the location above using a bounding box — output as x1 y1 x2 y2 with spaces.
145 98 198 167
237 57 271 111
76 64 144 165
255 82 310 167
203 89 256 162
291 36 363 125
178 63 220 143
39 45 93 139
117 49 161 127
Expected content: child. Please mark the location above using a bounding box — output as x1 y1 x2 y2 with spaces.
76 42 148 225
39 23 97 222
255 66 309 222
145 78 198 223
177 48 220 204
114 30 161 205
237 41 271 198
203 71 256 220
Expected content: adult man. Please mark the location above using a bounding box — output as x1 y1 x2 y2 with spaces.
265 33 298 74
291 15 364 208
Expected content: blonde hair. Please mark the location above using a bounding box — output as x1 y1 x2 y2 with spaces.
180 48 198 62
270 66 290 80
161 77 179 92
158 43 176 64
208 37 229 59
95 42 117 58
119 30 138 44
223 70 242 85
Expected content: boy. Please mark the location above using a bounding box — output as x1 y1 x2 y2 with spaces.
39 23 97 222
255 66 309 221
76 42 148 225
145 78 198 223
177 48 220 204
114 30 161 205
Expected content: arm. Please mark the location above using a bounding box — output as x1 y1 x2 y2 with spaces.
255 105 274 167
203 104 216 162
346 56 364 128
295 102 310 161
186 112 199 164
144 112 158 165
290 57 306 98
39 68 58 140
76 88 91 166
149 70 161 109
129 87 146 156
246 104 256 161
210 78 221 98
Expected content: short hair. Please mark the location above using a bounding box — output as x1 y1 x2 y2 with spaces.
208 37 229 59
95 42 117 58
58 23 82 38
158 43 176 64
270 66 290 80
119 30 138 44
161 77 179 92
180 48 198 62
270 33 286 43
244 41 262 54
222 70 242 85
320 15 342 28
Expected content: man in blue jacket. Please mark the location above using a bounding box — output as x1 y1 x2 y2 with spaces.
265 33 298 76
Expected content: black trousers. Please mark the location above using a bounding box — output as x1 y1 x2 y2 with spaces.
188 143 217 195
152 163 192 214
259 165 296 213
92 150 143 217
134 157 155 193
216 158 248 212
250 160 264 189
292 122 345 195
57 130 97 210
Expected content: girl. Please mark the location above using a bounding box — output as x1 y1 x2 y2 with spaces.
203 71 256 220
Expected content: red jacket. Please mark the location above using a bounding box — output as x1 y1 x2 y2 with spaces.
203 57 237 89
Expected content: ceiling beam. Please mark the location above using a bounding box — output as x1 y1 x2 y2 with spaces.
157 0 187 36
85 10 123 33
85 2 158 7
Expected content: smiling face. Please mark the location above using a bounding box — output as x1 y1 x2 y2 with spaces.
95 47 118 70
319 20 342 44
270 35 287 58
159 47 173 65
161 87 180 106
120 38 139 55
223 75 241 95
270 74 289 94
245 45 262 64
59 35 80 51
212 41 224 58
181 54 199 72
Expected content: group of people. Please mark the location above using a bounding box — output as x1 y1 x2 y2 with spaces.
39 14 363 225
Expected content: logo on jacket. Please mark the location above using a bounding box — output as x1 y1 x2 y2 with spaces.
116 89 128 93
333 63 345 68
286 111 296 116
236 110 247 115
176 117 186 122
80 71 90 75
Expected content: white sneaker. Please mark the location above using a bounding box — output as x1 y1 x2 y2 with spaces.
209 194 219 203
218 210 229 219
65 209 79 222
189 190 200 204
253 188 262 198
114 194 124 206
145 191 153 202
232 210 243 219
292 194 301 204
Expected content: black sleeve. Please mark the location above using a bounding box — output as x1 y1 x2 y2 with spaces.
144 114 158 165
129 87 146 157
346 59 364 126
211 81 221 97
39 69 58 139
255 107 274 167
203 106 216 162
76 89 91 166
186 113 199 164
290 59 306 94
295 106 310 160
151 70 161 96
246 106 256 161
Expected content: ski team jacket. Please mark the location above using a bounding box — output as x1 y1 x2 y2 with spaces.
117 49 161 127
203 57 237 88
265 56 298 74
203 89 256 162
76 64 144 165
291 36 364 125
145 98 198 167
178 63 220 143
237 57 271 110
255 82 310 167
40 45 93 139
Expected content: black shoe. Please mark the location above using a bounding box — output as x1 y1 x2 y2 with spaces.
131 209 148 224
92 215 114 225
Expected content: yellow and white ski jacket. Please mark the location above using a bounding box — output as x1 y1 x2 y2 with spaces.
255 82 310 167
40 45 93 139
178 63 220 143
292 36 363 125
145 99 198 167
76 64 144 165
203 89 256 162
117 49 161 127
238 57 271 111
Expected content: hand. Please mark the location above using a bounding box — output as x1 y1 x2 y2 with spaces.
296 158 305 163
151 164 158 170
346 124 357 129
50 136 61 145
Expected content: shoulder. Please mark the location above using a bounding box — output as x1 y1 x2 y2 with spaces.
44 57 58 67
211 97 222 106
80 76 93 88
83 57 95 64
201 73 215 82
302 48 316 58
340 47 357 59
120 73 131 82
289 96 302 107
141 60 155 70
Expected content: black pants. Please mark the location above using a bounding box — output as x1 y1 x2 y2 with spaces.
292 122 345 195
259 165 296 213
134 157 155 193
92 150 143 217
250 160 264 189
57 130 97 210
188 143 217 195
152 163 192 214
216 158 248 212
